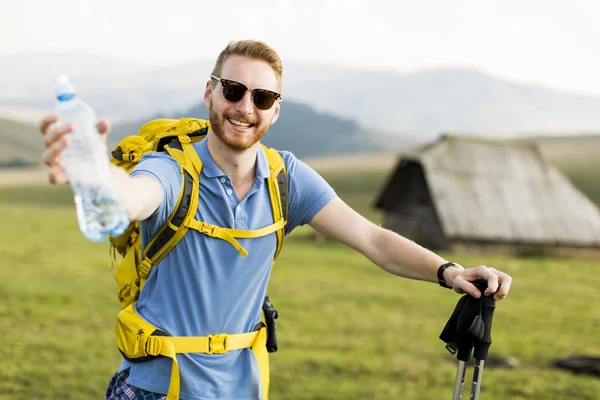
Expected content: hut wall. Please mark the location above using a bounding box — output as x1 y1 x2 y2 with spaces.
379 160 448 249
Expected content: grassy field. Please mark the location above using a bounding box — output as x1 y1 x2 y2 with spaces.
1 171 600 399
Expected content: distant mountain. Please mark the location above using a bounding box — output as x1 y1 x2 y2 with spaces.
109 100 392 159
0 53 205 123
3 53 600 142
0 102 396 169
283 65 600 138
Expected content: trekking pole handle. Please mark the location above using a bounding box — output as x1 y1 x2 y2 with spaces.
471 280 489 299
472 280 496 361
454 281 486 362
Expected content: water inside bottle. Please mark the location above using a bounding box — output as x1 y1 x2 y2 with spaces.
73 184 130 242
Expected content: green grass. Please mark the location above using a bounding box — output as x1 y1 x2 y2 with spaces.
320 169 391 221
1 176 600 399
270 243 600 400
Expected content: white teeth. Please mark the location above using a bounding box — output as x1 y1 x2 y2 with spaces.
228 118 252 128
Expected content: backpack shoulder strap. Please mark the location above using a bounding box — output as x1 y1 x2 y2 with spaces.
261 145 288 260
137 135 203 286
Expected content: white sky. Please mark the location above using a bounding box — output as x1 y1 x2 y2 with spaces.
2 0 600 96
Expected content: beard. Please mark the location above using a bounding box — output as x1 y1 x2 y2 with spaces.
208 102 272 152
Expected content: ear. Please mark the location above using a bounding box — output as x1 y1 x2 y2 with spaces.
203 81 212 110
270 99 282 125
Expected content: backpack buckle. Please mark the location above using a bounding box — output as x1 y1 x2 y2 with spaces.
139 259 152 279
199 223 217 237
145 336 162 356
206 334 229 354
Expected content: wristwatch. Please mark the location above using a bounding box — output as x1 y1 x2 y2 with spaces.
437 262 464 289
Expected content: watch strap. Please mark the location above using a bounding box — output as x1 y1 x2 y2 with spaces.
437 262 462 289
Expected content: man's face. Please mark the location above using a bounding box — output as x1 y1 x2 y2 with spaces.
204 55 281 152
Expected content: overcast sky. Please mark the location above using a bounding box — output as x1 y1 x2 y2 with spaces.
2 0 600 96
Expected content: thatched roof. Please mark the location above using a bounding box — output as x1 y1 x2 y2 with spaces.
378 135 600 247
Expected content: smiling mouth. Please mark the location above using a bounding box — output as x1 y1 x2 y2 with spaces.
227 117 254 128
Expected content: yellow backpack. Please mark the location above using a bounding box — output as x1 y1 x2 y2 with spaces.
109 118 288 400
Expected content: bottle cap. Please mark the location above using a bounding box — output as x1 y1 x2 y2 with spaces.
56 75 76 101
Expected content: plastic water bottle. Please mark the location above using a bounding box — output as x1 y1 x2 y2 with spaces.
54 76 129 242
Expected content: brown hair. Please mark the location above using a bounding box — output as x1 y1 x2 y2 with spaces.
212 40 283 91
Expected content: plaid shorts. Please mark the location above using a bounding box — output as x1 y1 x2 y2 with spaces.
105 368 167 400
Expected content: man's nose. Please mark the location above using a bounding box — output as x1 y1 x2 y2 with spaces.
234 91 254 115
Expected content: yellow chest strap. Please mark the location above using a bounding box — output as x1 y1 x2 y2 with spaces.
184 217 286 257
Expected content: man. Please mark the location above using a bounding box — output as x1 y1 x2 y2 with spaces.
40 40 512 400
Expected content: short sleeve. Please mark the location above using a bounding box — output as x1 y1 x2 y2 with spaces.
282 151 336 235
130 152 182 238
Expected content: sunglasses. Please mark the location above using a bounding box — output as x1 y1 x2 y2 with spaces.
211 75 282 111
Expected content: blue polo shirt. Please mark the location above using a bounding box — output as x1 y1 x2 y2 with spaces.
119 137 336 399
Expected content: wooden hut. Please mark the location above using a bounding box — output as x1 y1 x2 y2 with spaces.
374 135 600 256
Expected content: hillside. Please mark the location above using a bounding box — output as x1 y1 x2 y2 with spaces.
521 134 600 161
109 100 396 159
529 135 600 205
0 118 44 167
0 103 397 168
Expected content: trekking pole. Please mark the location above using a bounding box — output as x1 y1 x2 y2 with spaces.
468 283 495 400
440 280 496 400
442 295 472 400
451 333 472 400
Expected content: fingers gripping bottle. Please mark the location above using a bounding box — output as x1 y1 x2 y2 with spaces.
54 76 129 242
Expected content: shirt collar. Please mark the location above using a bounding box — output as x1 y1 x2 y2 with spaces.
194 138 270 180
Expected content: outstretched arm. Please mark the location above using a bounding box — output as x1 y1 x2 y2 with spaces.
309 196 512 300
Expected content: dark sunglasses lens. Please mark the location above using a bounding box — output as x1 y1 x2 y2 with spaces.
253 90 277 110
222 82 246 102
